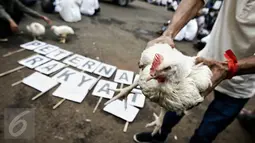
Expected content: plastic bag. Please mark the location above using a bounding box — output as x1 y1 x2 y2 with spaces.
184 19 198 41
80 0 100 16
59 0 82 22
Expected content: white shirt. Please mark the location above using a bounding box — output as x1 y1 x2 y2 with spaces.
198 0 255 99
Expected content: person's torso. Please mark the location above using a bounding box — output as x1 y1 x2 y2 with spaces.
198 0 255 98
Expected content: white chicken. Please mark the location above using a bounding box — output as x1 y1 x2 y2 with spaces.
51 25 75 44
105 43 212 136
26 22 46 40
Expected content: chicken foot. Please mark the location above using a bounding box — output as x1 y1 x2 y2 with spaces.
146 107 166 136
60 34 67 44
104 81 139 106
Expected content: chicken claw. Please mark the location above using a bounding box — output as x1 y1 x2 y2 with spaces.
146 113 163 136
104 82 139 106
145 108 166 136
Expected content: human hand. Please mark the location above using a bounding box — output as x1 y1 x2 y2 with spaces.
147 35 175 49
9 20 19 33
41 16 52 25
195 57 229 96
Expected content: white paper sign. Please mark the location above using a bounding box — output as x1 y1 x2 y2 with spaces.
114 69 134 85
63 54 88 67
127 89 145 108
93 63 117 78
92 80 118 99
19 55 51 69
70 72 97 90
53 83 88 103
134 74 140 88
20 40 46 50
34 44 59 55
22 72 58 92
103 100 139 122
35 60 66 75
52 67 80 84
46 48 73 60
77 58 101 73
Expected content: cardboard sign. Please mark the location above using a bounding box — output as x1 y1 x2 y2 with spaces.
133 74 140 88
103 100 139 122
34 44 59 55
93 63 117 78
19 55 51 69
22 72 58 92
20 40 46 50
52 68 97 90
35 60 66 75
52 67 80 84
52 83 88 103
77 58 101 73
70 72 97 90
127 89 145 108
92 80 118 99
114 69 134 85
46 49 73 60
63 54 87 67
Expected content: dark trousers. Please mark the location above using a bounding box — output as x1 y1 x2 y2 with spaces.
158 90 249 143
0 5 23 38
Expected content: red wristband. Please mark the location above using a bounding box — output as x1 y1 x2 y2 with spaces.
224 50 238 79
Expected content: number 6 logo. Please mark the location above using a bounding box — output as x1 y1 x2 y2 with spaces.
8 111 30 137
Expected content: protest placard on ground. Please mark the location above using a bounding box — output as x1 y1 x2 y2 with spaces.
52 83 89 103
19 55 51 69
127 89 145 108
92 80 118 99
35 60 66 75
114 69 134 85
34 44 59 55
63 54 87 67
22 72 58 92
20 40 46 50
77 58 101 73
46 48 73 60
93 63 117 78
103 99 139 122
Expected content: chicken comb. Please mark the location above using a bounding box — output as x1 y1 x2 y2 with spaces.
151 53 164 72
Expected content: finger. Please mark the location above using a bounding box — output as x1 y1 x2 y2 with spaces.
145 121 156 128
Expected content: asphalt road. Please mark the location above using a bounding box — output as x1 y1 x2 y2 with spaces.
0 1 254 143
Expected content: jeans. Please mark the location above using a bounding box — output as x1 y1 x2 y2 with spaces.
158 90 249 143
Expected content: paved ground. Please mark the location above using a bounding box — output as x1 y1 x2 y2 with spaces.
0 1 254 143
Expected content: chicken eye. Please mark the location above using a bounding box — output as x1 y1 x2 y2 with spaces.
164 66 171 71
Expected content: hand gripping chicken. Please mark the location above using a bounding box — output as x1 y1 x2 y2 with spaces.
105 43 212 136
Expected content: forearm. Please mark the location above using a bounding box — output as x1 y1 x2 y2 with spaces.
163 0 205 37
15 0 43 18
236 56 255 76
0 6 12 22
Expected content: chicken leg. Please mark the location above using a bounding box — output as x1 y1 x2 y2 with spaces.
60 34 67 44
104 81 139 106
146 107 166 136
